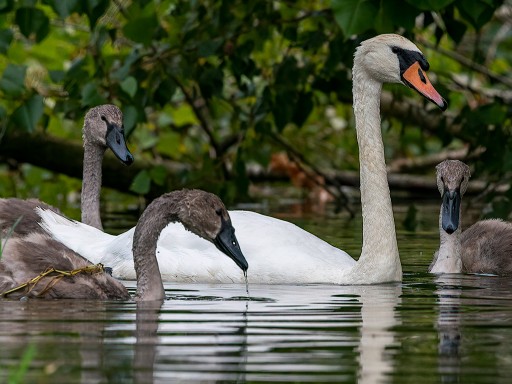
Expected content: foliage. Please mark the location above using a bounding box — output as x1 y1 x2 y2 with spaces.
0 0 511 218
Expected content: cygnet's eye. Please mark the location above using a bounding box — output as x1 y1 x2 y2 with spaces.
101 115 107 123
440 176 445 183
215 208 222 216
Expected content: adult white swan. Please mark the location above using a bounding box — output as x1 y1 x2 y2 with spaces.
39 34 447 284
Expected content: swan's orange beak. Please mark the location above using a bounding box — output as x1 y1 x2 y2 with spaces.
402 62 447 111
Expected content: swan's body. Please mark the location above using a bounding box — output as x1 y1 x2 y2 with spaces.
0 104 133 237
40 34 447 284
430 160 512 275
0 189 247 300
38 210 353 283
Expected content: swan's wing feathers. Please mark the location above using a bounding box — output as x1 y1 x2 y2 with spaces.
37 208 116 265
0 232 128 299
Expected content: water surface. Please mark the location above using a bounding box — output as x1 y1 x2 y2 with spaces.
1 202 511 383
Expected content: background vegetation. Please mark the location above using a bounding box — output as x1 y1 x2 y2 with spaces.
0 0 511 220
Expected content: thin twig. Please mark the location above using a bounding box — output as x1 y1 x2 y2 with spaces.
269 131 354 216
168 74 221 157
417 37 512 88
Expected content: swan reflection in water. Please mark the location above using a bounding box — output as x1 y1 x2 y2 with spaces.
129 283 401 383
434 274 512 383
435 275 463 380
0 300 123 383
0 283 402 383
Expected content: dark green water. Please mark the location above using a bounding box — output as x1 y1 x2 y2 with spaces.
1 201 512 383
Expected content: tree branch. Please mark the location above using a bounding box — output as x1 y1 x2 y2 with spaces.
417 36 512 89
168 74 221 157
0 131 187 200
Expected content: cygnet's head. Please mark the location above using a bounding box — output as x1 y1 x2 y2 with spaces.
355 34 447 110
169 189 249 272
83 104 134 165
435 160 471 234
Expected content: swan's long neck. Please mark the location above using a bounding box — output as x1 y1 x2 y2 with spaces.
430 206 462 273
81 142 106 230
346 67 401 283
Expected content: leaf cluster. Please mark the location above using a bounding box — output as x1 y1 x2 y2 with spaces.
0 0 510 218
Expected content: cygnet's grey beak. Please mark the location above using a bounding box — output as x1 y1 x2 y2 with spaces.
105 122 134 165
214 218 248 272
441 189 461 234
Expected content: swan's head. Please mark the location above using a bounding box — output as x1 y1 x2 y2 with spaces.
174 189 249 272
436 160 471 234
355 34 447 110
83 104 134 165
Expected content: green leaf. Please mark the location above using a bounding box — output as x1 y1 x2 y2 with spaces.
111 48 141 81
292 92 313 128
0 0 13 13
275 57 301 89
42 0 80 18
79 0 109 28
120 76 138 98
123 14 159 46
197 38 223 57
156 131 181 158
15 6 50 43
80 82 107 107
154 78 177 107
149 166 167 186
404 0 455 11
122 105 138 136
374 3 394 33
12 94 44 133
0 28 13 54
443 9 467 44
332 0 379 36
381 0 419 31
48 70 65 83
0 64 27 97
130 170 151 194
272 91 295 131
198 66 224 99
456 0 495 30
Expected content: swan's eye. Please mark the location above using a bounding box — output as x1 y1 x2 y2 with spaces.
391 46 399 54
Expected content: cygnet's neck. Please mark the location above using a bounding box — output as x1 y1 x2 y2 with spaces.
81 141 106 230
430 207 462 273
346 67 401 283
132 195 179 301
